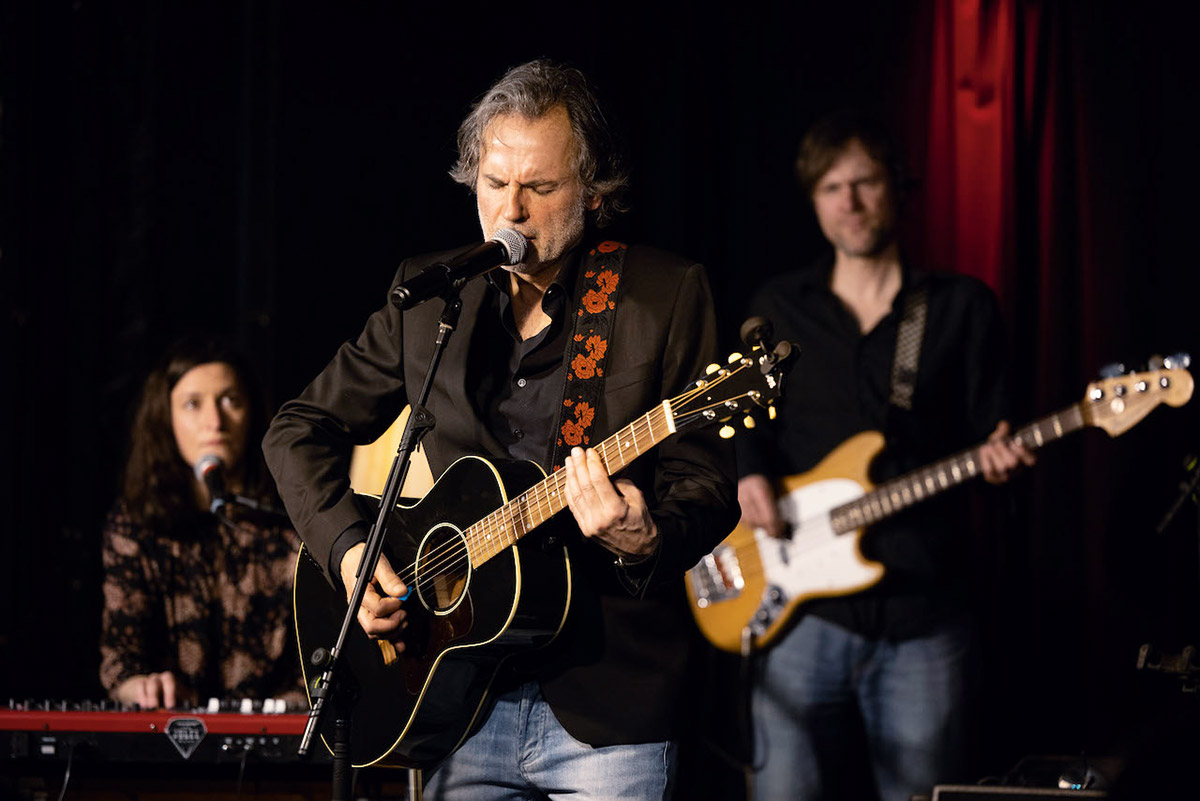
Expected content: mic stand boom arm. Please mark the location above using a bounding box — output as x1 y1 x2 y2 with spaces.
298 291 463 801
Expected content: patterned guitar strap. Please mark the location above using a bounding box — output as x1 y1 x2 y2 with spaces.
889 284 928 410
549 241 628 470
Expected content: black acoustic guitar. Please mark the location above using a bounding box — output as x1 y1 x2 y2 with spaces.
292 342 794 768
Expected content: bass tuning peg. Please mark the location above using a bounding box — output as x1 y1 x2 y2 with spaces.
1164 353 1191 370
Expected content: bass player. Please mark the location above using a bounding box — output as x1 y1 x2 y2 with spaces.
735 110 1034 801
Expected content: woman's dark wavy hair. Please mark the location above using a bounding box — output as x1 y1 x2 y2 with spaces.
449 59 630 228
120 337 275 531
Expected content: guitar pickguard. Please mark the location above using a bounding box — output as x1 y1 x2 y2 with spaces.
744 478 883 639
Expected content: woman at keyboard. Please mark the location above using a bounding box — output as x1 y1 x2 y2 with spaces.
100 338 304 710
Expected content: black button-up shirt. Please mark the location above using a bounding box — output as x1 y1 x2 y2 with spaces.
470 254 578 469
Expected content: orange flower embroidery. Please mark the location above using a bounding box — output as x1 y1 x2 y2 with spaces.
582 289 608 313
598 241 621 253
561 419 584 447
585 335 607 360
571 353 596 379
596 269 619 294
574 401 595 428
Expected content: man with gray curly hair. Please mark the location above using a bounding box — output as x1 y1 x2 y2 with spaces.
450 59 629 230
265 59 736 800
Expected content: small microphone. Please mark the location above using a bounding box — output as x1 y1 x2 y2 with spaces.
390 229 529 310
740 316 775 348
194 454 229 515
740 315 793 371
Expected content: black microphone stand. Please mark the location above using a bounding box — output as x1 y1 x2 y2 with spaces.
1155 454 1200 536
298 290 465 801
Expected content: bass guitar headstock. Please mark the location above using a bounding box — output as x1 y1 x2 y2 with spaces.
1083 354 1193 437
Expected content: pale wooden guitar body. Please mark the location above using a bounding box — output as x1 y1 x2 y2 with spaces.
686 432 887 654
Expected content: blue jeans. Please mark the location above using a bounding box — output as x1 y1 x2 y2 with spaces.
753 615 971 801
423 681 677 801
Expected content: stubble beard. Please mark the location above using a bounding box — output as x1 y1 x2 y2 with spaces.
481 199 588 282
835 218 897 259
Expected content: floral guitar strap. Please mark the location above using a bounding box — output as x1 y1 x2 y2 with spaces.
549 241 627 470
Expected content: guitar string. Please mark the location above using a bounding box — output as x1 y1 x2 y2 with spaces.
384 406 673 590
386 409 668 592
749 408 1083 558
392 398 693 588
836 409 1082 529
702 389 1153 600
384 380 714 587
386 378 749 596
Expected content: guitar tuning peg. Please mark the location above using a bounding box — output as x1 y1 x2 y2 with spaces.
768 406 778 421
1164 353 1192 370
1098 362 1126 379
727 352 743 364
1148 354 1165 371
706 363 721 375
719 425 736 439
743 416 756 429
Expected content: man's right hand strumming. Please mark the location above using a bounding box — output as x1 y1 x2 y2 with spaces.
737 473 788 539
339 542 408 642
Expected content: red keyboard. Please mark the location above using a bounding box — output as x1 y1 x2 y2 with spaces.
1 708 323 763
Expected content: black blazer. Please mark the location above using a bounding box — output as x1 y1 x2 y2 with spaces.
264 240 738 745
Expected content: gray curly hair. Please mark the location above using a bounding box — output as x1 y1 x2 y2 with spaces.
450 59 629 228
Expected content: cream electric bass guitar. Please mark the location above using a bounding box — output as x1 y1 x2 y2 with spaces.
687 364 1194 654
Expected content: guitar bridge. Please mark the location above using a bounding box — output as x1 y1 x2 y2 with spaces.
690 544 745 607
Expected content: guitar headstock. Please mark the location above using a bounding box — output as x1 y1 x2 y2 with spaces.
1082 365 1194 437
670 341 798 437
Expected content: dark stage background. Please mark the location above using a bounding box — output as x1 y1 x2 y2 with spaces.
3 0 1199 795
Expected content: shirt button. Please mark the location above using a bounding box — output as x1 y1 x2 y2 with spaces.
513 428 524 439
516 378 527 388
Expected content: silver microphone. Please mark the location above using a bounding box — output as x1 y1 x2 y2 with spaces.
194 454 229 515
390 229 529 310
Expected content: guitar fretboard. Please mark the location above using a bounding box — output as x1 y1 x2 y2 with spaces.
462 401 677 567
828 403 1086 534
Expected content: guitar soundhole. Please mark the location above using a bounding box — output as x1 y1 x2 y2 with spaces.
413 525 471 615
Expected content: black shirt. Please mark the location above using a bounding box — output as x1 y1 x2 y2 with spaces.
470 256 577 468
736 253 1010 640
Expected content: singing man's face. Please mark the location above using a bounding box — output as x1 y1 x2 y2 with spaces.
475 106 601 281
170 361 249 473
811 139 898 259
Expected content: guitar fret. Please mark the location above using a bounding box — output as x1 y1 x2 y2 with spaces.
827 395 1148 548
460 385 757 571
457 403 683 572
